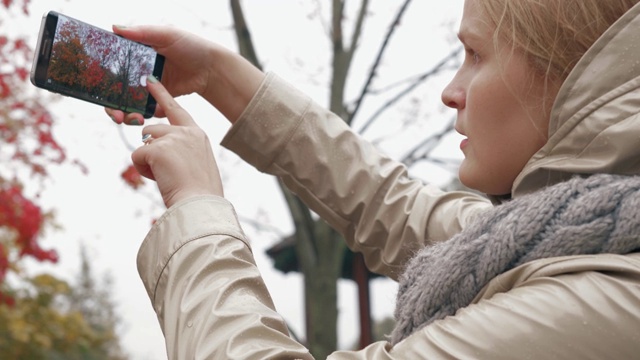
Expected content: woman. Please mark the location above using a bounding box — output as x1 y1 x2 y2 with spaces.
109 0 640 358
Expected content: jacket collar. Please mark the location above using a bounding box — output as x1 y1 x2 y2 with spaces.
512 2 640 198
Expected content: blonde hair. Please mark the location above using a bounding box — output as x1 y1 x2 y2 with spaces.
477 0 639 82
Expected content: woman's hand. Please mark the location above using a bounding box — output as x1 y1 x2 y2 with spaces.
105 25 265 126
132 75 223 208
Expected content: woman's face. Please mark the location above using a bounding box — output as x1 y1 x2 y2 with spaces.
441 0 559 196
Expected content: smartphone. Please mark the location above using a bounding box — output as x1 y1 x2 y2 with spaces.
30 11 164 118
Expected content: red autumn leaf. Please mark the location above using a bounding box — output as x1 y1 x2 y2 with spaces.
0 74 10 97
121 164 145 189
0 186 57 282
13 38 26 50
0 0 78 302
15 66 28 81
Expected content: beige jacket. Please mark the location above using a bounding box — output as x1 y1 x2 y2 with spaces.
137 3 640 359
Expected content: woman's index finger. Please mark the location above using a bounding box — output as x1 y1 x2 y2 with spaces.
145 75 196 127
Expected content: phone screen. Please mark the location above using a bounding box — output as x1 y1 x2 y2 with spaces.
31 11 164 118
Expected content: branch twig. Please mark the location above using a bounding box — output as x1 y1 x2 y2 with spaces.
347 0 413 124
357 45 461 135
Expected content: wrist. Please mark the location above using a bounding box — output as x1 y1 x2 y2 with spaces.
165 188 223 209
201 46 265 124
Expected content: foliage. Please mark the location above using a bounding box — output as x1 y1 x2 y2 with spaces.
0 186 57 285
0 1 129 358
0 247 128 359
0 0 65 302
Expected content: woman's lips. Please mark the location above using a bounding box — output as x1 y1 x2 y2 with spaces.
460 138 469 150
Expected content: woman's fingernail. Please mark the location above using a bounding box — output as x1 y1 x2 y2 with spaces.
109 114 117 124
130 119 140 126
113 24 127 30
147 75 158 83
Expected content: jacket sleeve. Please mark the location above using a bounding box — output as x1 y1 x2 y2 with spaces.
137 196 314 360
137 196 640 359
221 73 492 280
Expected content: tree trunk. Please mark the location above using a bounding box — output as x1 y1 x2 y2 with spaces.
302 226 344 357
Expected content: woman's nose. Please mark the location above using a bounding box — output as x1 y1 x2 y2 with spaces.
441 80 465 110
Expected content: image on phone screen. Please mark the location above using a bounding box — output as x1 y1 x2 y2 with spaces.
31 12 164 118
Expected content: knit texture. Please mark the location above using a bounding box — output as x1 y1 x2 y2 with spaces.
390 174 640 344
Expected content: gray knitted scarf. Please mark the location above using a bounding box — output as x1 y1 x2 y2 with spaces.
390 173 640 344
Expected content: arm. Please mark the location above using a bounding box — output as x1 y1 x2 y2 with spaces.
138 197 313 360
222 73 492 279
129 73 313 359
107 25 491 278
140 196 640 359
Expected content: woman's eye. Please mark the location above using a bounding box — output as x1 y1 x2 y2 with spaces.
464 48 480 64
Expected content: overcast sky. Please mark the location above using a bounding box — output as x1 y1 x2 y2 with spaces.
13 1 464 359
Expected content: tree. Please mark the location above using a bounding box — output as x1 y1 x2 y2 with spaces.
0 0 66 302
0 245 128 359
48 18 91 89
67 244 128 360
0 1 129 357
230 1 462 357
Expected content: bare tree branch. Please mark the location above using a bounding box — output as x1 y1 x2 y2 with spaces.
365 59 457 96
331 0 344 53
117 125 136 152
346 0 370 68
230 0 261 69
347 0 413 125
329 0 346 118
400 115 455 167
329 0 371 121
312 0 328 35
356 45 461 135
